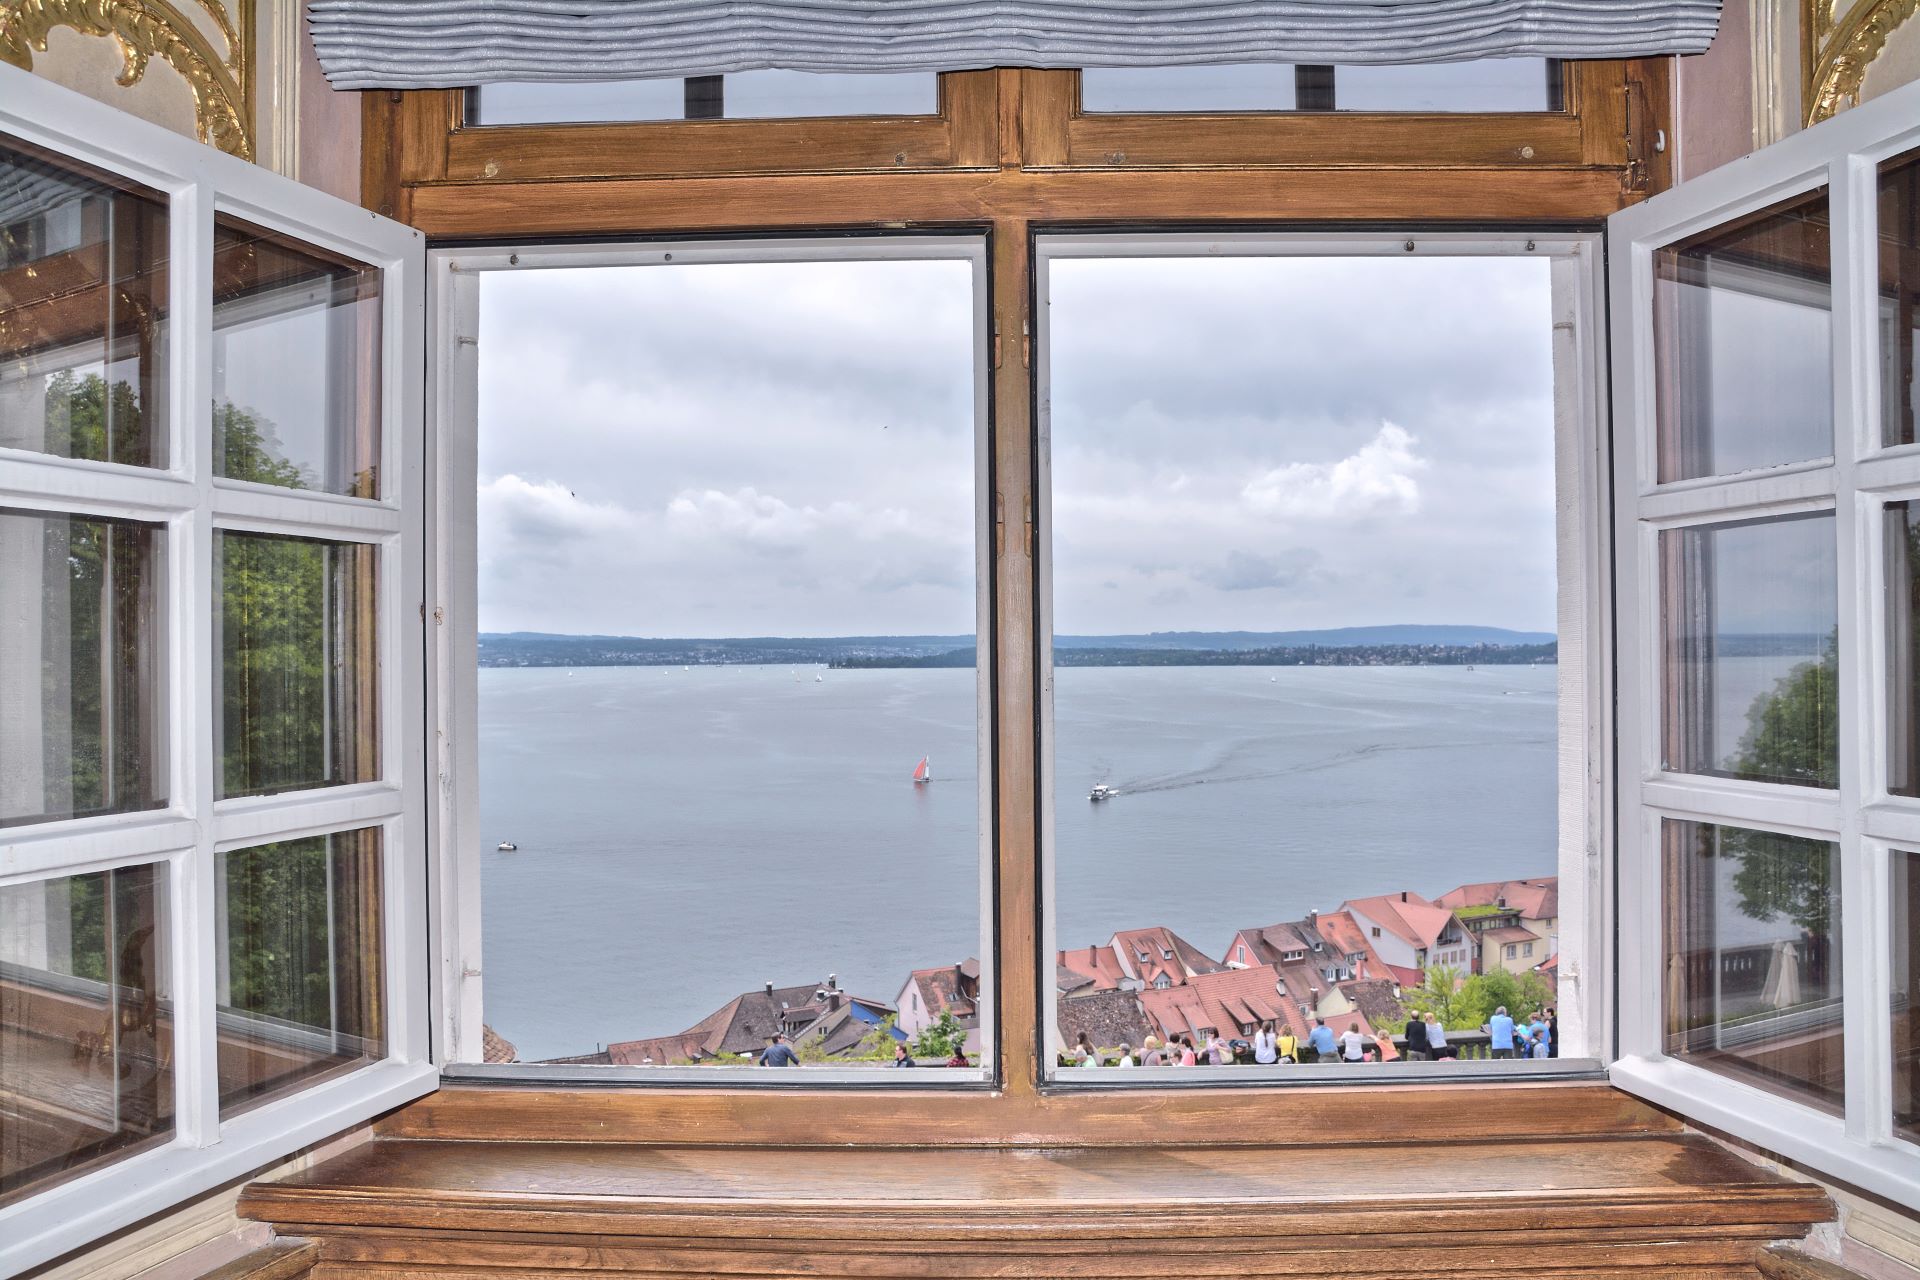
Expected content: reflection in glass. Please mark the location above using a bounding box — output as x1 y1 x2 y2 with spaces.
474 257 981 1067
1880 148 1920 449
1654 190 1833 482
1896 851 1919 1143
1081 59 1556 113
1661 514 1837 788
1663 820 1843 1113
218 829 385 1114
213 216 381 498
0 508 165 828
1887 503 1920 796
216 532 379 798
469 72 937 125
0 137 168 468
0 864 172 1203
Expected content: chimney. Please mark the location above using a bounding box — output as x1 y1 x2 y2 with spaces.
1307 908 1318 920
764 982 774 997
828 973 838 991
1399 891 1408 903
829 991 843 1010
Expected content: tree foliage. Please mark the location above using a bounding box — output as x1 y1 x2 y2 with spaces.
909 1011 966 1060
1400 964 1470 1028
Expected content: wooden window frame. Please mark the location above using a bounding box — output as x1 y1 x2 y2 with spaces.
369 61 1671 1118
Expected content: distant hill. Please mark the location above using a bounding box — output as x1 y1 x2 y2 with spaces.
477 626 1557 668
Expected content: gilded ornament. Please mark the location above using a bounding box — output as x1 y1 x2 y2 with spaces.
1803 0 1920 124
0 0 253 158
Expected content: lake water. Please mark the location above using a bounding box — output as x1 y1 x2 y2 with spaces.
480 662 1567 1061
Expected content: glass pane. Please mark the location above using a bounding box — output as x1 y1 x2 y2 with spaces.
1046 253 1561 1072
1663 820 1843 1113
1080 59 1556 113
1887 502 1920 796
218 828 385 1114
0 507 165 828
1661 514 1837 788
474 256 982 1069
1335 59 1555 112
1082 65 1297 113
0 864 172 1203
216 532 379 798
1880 147 1920 450
1896 850 1919 1143
469 72 937 125
0 136 167 468
212 215 381 498
1654 191 1833 482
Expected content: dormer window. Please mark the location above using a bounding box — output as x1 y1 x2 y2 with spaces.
1153 973 1171 989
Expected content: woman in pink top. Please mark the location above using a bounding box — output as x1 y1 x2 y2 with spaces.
1178 1037 1197 1067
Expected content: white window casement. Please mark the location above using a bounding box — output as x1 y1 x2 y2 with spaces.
0 68 429 1276
1610 74 1920 1208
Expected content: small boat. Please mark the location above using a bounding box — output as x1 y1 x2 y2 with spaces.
815 674 823 683
497 841 518 851
1089 784 1116 802
912 755 931 785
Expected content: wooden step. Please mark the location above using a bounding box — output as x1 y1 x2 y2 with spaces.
195 1240 317 1280
240 1134 1831 1278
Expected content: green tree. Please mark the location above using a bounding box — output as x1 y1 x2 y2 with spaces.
1454 967 1553 1028
1401 964 1470 1028
1718 633 1841 932
910 1011 966 1060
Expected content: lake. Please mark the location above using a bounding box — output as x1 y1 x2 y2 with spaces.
479 662 1566 1061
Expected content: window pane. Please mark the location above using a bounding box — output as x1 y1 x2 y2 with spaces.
1335 59 1555 112
469 72 937 125
1663 820 1843 1113
1896 850 1919 1143
0 136 167 468
1887 502 1920 796
216 533 378 798
1046 253 1561 1071
1880 147 1920 450
1082 65 1297 113
0 508 165 828
1080 59 1556 113
213 216 381 498
475 256 982 1069
1654 191 1833 483
218 828 384 1114
1661 514 1837 788
0 864 171 1203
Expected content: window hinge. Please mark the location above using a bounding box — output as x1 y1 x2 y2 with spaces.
1023 491 1034 556
994 492 1005 555
991 323 1002 369
1623 77 1653 194
1021 319 1030 370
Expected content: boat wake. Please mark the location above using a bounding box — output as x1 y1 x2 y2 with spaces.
1102 737 1553 798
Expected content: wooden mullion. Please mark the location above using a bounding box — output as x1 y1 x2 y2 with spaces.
947 70 1002 169
989 217 1038 1095
1019 70 1075 168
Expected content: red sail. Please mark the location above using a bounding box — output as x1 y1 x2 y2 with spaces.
912 755 930 782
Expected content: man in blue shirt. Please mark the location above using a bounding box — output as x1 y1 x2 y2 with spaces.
1306 1018 1338 1064
760 1033 801 1067
1486 1006 1517 1059
1529 1014 1550 1056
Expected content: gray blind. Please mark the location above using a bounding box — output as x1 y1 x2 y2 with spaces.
308 1 1723 90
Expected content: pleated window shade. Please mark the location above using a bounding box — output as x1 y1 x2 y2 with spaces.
308 1 1722 91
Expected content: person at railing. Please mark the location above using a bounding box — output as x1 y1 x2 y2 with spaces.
1486 1006 1518 1059
1276 1028 1299 1063
1404 1013 1429 1061
1305 1018 1336 1063
1529 1011 1551 1057
1253 1020 1279 1065
760 1033 800 1067
1372 1030 1400 1063
1140 1035 1166 1066
1424 1013 1456 1060
1114 1043 1135 1067
1546 1006 1559 1058
1177 1035 1198 1066
1338 1022 1368 1064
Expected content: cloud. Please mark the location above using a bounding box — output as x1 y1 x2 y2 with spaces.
1194 548 1322 592
479 474 632 547
1241 424 1428 519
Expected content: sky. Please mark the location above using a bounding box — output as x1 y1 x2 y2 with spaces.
475 252 1561 638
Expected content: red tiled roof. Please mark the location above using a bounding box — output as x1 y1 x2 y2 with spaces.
1387 964 1424 989
1483 926 1540 944
1342 893 1455 950
1057 944 1129 991
1437 877 1559 921
905 958 980 1021
1138 965 1302 1045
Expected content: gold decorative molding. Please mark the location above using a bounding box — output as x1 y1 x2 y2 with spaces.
0 0 254 158
1803 0 1920 124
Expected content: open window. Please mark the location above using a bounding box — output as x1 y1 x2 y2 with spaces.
0 67 428 1277
1609 72 1920 1210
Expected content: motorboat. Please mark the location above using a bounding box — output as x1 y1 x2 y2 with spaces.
497 840 518 851
1089 784 1116 802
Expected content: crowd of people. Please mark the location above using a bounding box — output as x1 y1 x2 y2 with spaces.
1062 1005 1558 1067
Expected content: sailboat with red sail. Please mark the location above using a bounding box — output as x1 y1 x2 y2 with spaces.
912 755 931 785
